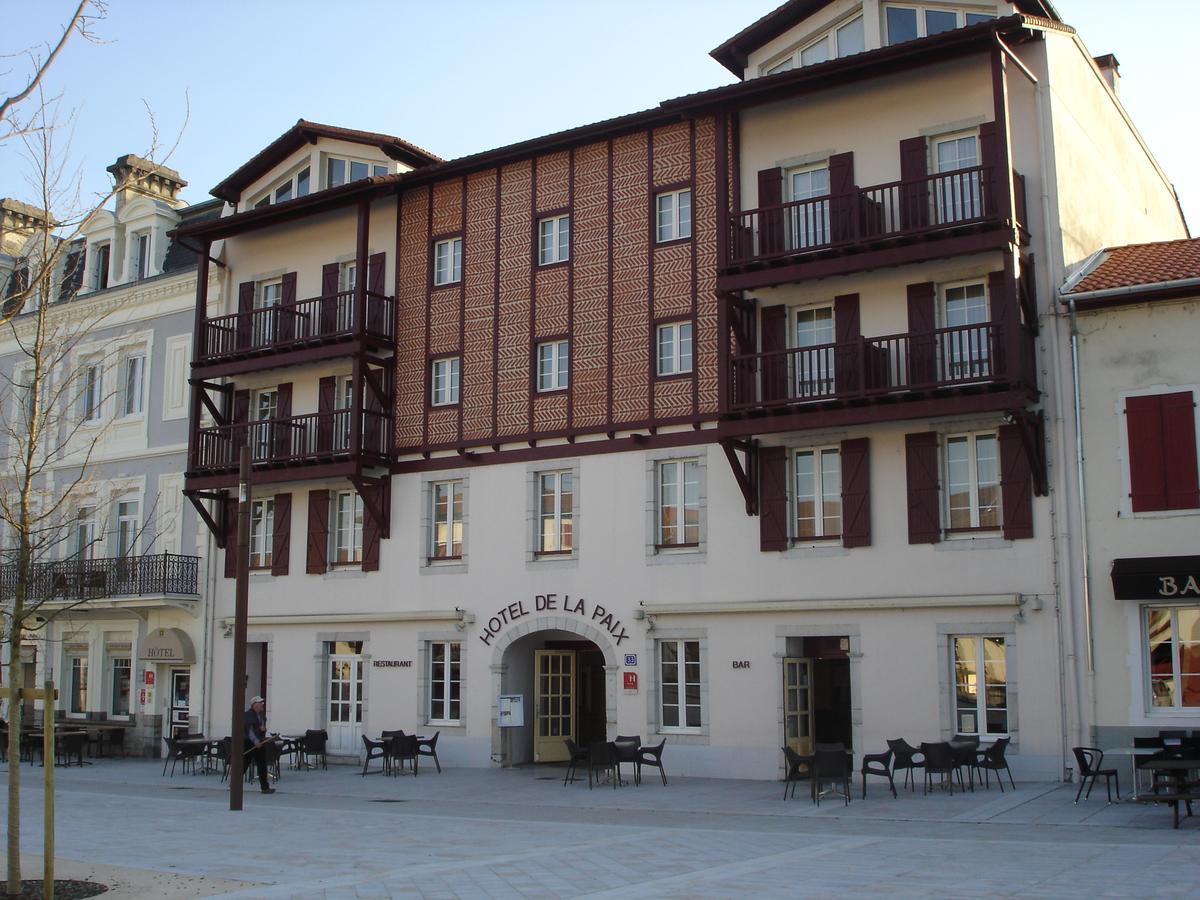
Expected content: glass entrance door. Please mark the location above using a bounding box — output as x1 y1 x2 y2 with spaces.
534 649 575 763
783 657 814 755
170 669 191 738
326 650 363 755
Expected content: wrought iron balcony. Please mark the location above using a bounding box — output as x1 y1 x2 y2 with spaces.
191 409 391 475
196 290 393 367
726 166 1027 271
727 322 1034 413
0 553 200 604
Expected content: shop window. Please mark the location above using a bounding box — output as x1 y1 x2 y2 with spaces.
658 639 702 731
109 656 131 717
428 641 461 724
69 655 88 714
1146 606 1200 710
952 635 1008 735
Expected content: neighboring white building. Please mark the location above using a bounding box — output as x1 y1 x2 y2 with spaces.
0 158 222 755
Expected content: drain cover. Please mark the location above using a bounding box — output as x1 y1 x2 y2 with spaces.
369 799 407 803
535 777 559 781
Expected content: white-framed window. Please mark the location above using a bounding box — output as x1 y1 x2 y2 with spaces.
788 164 831 249
116 498 140 557
430 480 464 560
433 237 463 286
79 362 102 422
795 304 835 397
945 431 1000 531
1145 606 1200 711
326 156 389 189
120 353 145 417
132 231 151 280
431 356 461 406
762 14 864 73
538 214 570 265
657 459 700 547
536 339 569 392
249 498 275 569
885 5 995 45
537 471 574 554
254 279 282 346
427 640 461 723
92 242 110 290
332 490 363 565
252 388 278 461
334 374 353 451
933 131 982 223
659 638 702 730
656 321 693 376
69 655 88 714
109 656 131 717
795 446 841 540
74 506 97 560
941 281 990 379
656 189 692 242
952 635 1008 735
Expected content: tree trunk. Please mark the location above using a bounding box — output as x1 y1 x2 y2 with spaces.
6 616 23 895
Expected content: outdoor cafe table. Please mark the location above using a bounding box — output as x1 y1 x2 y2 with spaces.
173 736 220 773
1136 756 1200 828
27 730 90 766
1104 746 1145 800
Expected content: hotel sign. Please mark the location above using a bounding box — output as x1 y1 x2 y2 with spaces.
479 594 631 646
1112 556 1200 600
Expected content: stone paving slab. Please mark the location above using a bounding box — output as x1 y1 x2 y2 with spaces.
2 759 1198 898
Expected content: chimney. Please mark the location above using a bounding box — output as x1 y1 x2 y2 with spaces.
0 198 52 257
106 154 188 213
1094 54 1120 94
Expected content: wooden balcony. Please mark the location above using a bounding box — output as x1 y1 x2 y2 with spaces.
190 409 391 478
725 321 1035 424
0 553 200 605
722 167 1027 288
194 290 393 377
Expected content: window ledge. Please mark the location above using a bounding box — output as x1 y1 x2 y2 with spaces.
783 542 850 560
536 259 570 271
654 236 693 249
422 559 467 576
936 534 1011 551
654 369 694 382
1120 508 1200 520
324 568 366 579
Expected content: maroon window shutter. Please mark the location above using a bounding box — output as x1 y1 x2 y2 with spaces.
978 121 1001 216
988 269 1015 379
271 492 291 576
232 388 250 455
223 496 239 578
278 272 297 342
899 136 929 230
366 252 386 333
905 431 941 544
306 490 330 575
320 262 340 334
828 152 855 243
833 293 860 395
758 446 789 551
362 484 383 572
237 281 255 348
274 382 292 458
1163 391 1200 510
906 282 936 387
757 167 784 255
760 305 788 404
840 438 871 548
317 376 336 453
999 424 1033 540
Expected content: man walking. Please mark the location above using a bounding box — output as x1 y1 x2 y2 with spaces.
245 696 275 794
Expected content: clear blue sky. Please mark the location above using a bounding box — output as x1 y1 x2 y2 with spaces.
2 0 1196 231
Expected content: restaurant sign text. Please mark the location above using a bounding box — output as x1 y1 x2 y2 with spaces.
479 594 630 646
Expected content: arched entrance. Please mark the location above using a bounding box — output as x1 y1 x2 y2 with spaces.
490 617 618 766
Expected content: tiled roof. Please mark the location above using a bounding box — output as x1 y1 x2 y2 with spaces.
1067 238 1200 294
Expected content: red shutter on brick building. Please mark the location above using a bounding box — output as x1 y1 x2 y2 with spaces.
1163 392 1200 509
757 167 784 255
999 424 1033 540
840 438 871 548
223 496 239 579
306 490 330 575
271 493 291 577
1128 392 1199 512
905 431 941 544
759 446 789 551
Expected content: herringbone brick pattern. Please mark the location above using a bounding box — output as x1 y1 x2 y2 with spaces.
572 141 611 429
611 132 650 424
533 391 568 433
653 241 693 320
429 287 460 354
534 265 569 336
536 150 570 211
655 375 693 418
427 406 457 445
431 179 462 235
497 161 533 435
695 115 719 414
395 186 430 447
653 122 691 185
463 171 498 442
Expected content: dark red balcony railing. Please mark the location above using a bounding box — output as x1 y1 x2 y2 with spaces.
729 322 1033 412
0 553 200 603
192 409 390 473
729 166 1021 267
198 290 393 364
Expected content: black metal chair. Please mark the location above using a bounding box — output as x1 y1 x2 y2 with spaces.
58 731 88 767
380 730 405 776
587 740 619 789
1073 746 1119 803
389 734 420 776
920 742 962 795
951 734 981 791
976 736 1015 791
418 731 441 773
887 738 924 791
161 737 199 777
361 735 388 776
563 739 589 785
637 739 668 786
782 746 807 800
1134 736 1167 795
105 727 126 759
812 747 851 806
613 737 640 785
214 736 232 781
861 748 896 799
302 729 329 770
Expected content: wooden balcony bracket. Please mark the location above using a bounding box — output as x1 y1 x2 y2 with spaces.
191 379 232 426
348 475 391 539
185 489 232 549
363 365 390 409
721 438 759 516
1018 253 1039 335
1009 408 1047 497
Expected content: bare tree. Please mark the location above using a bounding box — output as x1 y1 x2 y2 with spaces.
0 3 185 892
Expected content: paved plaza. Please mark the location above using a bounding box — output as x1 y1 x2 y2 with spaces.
2 758 1199 898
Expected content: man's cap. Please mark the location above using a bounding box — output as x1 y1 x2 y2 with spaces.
250 696 265 704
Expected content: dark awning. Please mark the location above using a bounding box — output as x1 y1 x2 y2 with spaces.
1111 556 1200 601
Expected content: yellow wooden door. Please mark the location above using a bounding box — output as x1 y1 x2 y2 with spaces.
534 650 575 762
783 657 814 755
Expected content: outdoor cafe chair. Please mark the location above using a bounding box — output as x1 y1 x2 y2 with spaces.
381 729 405 775
860 748 897 799
782 746 806 800
301 729 329 770
389 734 420 776
613 737 640 785
588 740 619 789
812 747 851 806
58 731 88 767
361 735 388 776
1072 746 1119 804
563 739 589 786
418 731 442 773
213 737 231 781
976 736 1016 791
920 742 962 795
951 734 981 791
886 738 924 791
105 727 126 759
162 737 201 777
1134 736 1169 795
637 739 669 786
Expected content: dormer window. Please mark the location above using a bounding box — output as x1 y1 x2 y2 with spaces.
253 166 311 209
92 242 110 290
762 14 864 74
131 231 151 280
884 5 995 45
326 157 389 189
